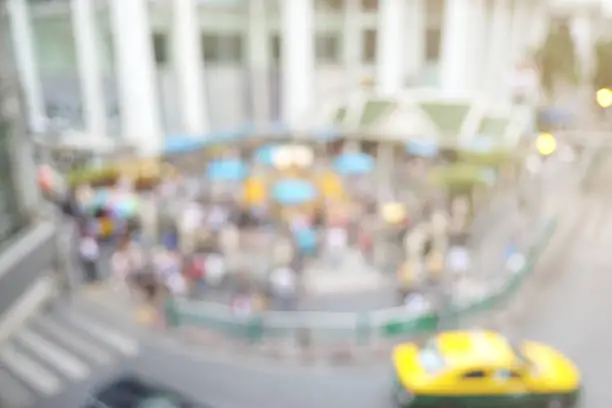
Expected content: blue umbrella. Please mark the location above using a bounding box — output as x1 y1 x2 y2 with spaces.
333 152 374 175
273 179 317 205
254 145 278 165
294 228 318 254
406 140 439 157
163 136 206 154
206 159 247 181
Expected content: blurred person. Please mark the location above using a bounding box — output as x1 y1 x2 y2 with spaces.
178 200 203 254
204 250 226 288
325 221 347 268
219 222 240 258
358 224 374 264
78 233 100 283
207 203 229 233
397 260 414 304
186 252 207 298
269 264 298 310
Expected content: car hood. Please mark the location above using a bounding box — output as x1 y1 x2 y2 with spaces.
521 341 581 392
392 344 430 391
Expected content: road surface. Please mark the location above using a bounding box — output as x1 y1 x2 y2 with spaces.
1 153 610 408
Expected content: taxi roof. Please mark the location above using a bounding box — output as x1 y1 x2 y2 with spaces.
435 330 518 369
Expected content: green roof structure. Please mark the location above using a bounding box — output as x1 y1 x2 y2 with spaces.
306 88 532 148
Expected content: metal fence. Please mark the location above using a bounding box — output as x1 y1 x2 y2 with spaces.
163 218 557 351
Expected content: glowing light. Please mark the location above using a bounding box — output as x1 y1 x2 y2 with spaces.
536 132 557 156
597 88 612 108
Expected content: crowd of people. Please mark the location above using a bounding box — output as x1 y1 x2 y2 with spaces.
51 151 467 321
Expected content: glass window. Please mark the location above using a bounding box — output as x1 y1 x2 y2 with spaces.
418 340 446 374
361 29 377 63
361 0 378 11
494 369 521 381
425 28 441 62
201 34 244 64
315 33 341 63
152 33 168 65
201 34 217 62
270 34 282 64
315 0 344 11
462 370 486 379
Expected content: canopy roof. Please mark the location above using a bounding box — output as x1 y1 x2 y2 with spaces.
299 88 531 149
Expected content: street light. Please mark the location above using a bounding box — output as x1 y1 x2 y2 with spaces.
597 88 612 108
536 132 557 156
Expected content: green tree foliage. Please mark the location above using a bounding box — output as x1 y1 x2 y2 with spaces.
593 39 612 91
537 21 578 98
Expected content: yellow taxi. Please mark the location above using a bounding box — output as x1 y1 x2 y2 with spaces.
392 330 581 408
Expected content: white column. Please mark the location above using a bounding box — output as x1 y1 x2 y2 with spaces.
342 0 361 86
440 0 477 93
527 1 549 51
281 0 315 126
172 0 209 135
467 0 485 93
485 0 512 102
376 0 405 95
109 0 162 154
71 0 107 138
510 0 530 62
404 0 425 82
247 0 271 126
6 0 46 132
571 11 594 83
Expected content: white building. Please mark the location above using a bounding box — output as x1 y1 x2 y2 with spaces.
3 0 551 153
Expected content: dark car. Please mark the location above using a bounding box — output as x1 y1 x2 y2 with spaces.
83 374 210 408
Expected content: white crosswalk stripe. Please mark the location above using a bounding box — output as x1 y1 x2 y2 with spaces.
0 345 61 396
33 316 113 365
15 329 89 381
0 309 140 406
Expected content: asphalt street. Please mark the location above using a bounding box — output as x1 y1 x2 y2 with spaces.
2 150 610 408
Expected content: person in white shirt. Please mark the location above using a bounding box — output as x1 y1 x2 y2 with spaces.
79 235 99 283
110 250 130 293
269 266 297 310
326 226 347 267
204 252 226 287
179 201 203 254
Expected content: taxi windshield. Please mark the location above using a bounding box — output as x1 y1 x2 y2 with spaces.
419 340 446 374
510 342 532 366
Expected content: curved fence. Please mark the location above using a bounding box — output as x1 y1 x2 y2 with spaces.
164 219 557 351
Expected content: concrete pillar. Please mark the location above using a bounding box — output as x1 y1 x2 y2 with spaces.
527 1 549 51
571 11 595 83
281 0 315 126
485 0 512 102
404 0 425 82
172 0 209 135
247 0 271 126
342 0 361 86
6 0 46 132
71 0 107 138
439 0 481 93
376 0 405 95
109 0 163 154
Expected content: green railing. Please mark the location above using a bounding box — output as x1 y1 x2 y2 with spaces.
164 218 558 349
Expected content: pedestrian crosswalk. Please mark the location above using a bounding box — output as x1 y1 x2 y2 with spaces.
0 307 139 408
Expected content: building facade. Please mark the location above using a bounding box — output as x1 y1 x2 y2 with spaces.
0 9 58 328
6 0 550 153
